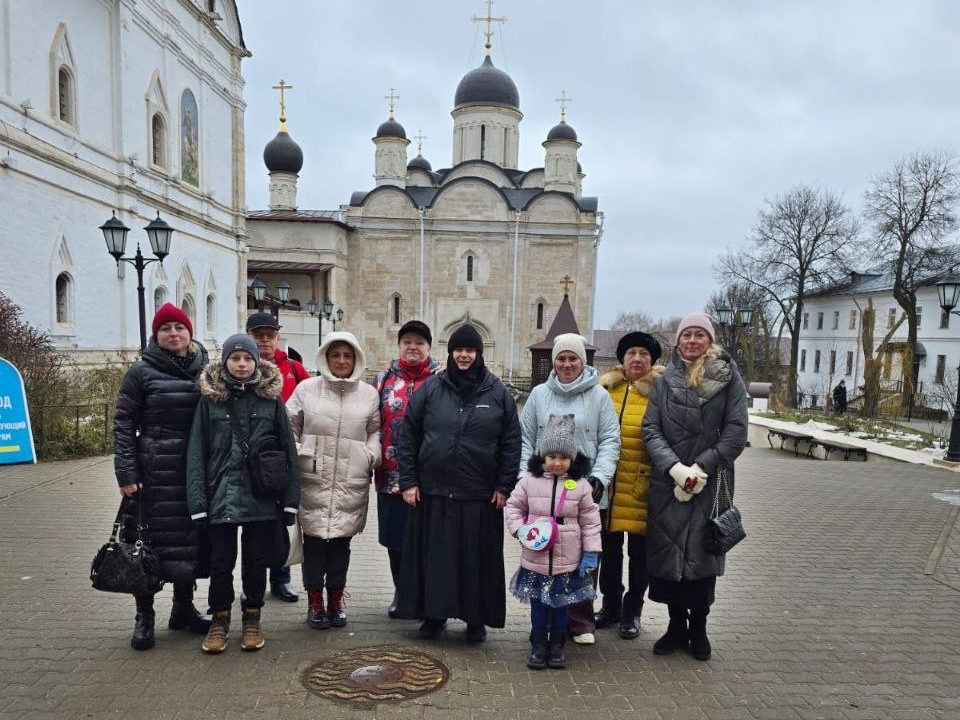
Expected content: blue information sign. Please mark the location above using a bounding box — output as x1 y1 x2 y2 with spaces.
0 357 37 465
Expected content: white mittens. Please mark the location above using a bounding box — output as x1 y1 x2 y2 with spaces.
670 462 708 502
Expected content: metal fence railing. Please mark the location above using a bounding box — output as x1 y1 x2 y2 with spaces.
33 403 113 459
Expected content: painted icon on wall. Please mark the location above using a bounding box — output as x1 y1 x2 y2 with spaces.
180 89 199 187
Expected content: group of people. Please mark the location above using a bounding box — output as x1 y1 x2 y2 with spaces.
111 304 747 667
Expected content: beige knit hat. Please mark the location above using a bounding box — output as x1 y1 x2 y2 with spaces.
551 333 588 365
676 312 716 344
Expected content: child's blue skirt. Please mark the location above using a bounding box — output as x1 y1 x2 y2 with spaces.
510 566 596 609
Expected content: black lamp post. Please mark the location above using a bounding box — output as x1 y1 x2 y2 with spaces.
101 211 174 352
936 274 960 462
716 306 754 375
251 279 267 310
307 298 342 345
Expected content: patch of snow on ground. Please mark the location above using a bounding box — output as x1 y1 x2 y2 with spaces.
801 420 840 431
932 490 960 505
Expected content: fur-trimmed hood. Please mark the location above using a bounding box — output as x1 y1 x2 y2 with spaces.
600 363 664 397
200 360 283 402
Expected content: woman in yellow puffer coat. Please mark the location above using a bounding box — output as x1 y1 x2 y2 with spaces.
595 331 663 640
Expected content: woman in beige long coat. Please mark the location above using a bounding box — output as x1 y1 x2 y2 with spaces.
286 331 381 630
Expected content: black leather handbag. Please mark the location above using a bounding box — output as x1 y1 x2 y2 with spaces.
704 468 746 555
90 498 164 595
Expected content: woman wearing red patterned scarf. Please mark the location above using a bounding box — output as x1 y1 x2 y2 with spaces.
373 321 439 618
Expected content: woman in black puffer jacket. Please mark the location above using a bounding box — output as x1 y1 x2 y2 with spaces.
113 303 211 650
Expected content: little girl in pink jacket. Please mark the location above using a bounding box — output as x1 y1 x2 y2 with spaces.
505 414 601 670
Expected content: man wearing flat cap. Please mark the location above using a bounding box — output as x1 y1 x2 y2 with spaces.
596 330 664 640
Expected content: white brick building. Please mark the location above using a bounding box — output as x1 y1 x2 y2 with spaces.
0 0 248 361
796 270 959 413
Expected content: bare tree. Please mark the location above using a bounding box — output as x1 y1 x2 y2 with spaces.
610 311 655 331
716 185 859 406
859 298 907 418
707 282 770 383
864 150 960 406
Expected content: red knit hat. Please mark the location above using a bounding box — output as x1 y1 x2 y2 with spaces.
152 303 193 339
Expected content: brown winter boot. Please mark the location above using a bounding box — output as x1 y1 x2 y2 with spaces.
240 607 265 651
307 588 329 629
328 588 348 628
201 610 230 654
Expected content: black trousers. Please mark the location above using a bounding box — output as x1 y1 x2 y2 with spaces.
599 528 648 616
207 521 275 612
301 536 351 590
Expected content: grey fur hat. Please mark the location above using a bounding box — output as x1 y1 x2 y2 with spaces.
539 413 578 458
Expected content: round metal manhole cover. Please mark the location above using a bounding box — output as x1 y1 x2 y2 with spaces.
301 646 449 707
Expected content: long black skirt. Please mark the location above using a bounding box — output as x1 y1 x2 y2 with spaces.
648 575 716 608
397 494 506 628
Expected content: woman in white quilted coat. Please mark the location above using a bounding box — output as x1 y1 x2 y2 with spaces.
286 331 381 630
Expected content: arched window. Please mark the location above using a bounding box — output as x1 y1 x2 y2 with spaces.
392 295 401 324
154 286 168 312
536 302 544 330
466 255 474 282
480 124 486 160
180 295 195 326
205 294 216 334
55 272 72 324
57 66 74 126
151 113 166 168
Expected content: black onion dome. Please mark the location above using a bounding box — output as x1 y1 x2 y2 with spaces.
454 56 520 110
376 118 407 139
263 131 304 173
546 120 578 142
408 154 432 172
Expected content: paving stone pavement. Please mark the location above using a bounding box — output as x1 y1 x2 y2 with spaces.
2 448 960 720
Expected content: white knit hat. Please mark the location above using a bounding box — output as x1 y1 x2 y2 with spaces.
551 333 588 366
539 414 578 458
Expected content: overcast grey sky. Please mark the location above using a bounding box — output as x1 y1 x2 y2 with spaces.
234 0 960 329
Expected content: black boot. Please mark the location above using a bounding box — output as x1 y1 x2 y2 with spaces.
527 629 549 669
618 601 641 640
388 550 402 619
131 595 155 651
688 607 711 661
594 601 621 629
546 629 567 669
169 581 212 634
653 604 689 655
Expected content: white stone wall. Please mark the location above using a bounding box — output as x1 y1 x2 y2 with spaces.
0 0 247 357
451 106 521 168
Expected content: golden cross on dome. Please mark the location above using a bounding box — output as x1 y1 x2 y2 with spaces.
385 88 400 119
414 130 428 155
272 78 292 131
560 274 574 294
555 91 573 123
472 0 507 56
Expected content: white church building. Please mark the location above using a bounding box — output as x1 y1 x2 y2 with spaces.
0 0 249 361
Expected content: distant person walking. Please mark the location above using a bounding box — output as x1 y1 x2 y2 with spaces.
833 380 848 415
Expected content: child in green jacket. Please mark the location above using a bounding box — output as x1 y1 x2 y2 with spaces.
186 334 299 654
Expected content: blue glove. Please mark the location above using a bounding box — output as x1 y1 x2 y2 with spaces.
578 552 598 578
283 511 297 527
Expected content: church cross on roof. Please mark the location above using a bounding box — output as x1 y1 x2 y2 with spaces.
272 78 292 131
472 0 507 56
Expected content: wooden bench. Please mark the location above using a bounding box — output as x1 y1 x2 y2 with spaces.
806 438 867 461
766 429 815 457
